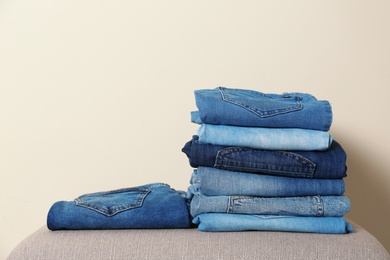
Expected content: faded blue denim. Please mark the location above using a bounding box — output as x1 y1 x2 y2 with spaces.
182 135 347 179
191 167 345 197
197 124 332 151
189 192 350 218
47 183 191 230
193 213 353 233
191 87 333 131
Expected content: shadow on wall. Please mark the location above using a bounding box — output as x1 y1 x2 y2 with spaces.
340 136 390 253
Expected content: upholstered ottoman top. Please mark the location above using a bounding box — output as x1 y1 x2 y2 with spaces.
8 220 389 260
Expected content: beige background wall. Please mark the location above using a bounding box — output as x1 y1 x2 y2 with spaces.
1 0 389 258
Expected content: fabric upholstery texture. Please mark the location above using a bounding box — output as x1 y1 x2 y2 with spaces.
8 221 390 260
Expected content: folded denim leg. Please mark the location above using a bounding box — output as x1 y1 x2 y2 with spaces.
193 213 353 233
197 124 332 151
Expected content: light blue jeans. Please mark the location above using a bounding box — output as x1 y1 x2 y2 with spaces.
193 214 353 233
191 87 333 131
189 192 350 218
191 167 345 197
197 124 332 151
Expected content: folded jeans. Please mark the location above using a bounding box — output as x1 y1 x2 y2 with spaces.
193 213 353 233
47 183 191 230
191 167 345 197
189 191 350 218
197 124 332 151
192 87 332 131
182 135 347 179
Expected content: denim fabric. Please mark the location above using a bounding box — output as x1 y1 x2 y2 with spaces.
47 183 191 230
191 167 345 197
197 124 332 151
192 214 353 233
189 192 350 217
191 87 333 131
182 136 347 179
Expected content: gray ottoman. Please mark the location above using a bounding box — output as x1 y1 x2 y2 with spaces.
7 220 389 260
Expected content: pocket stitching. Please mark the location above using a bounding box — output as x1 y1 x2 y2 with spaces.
218 87 303 117
75 188 151 217
214 147 316 178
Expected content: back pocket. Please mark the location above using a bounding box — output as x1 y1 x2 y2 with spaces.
215 147 316 178
75 187 150 217
219 87 303 117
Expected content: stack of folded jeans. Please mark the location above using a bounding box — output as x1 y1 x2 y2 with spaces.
182 87 353 233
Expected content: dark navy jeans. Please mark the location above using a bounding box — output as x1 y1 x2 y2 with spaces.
47 183 191 230
182 136 347 179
